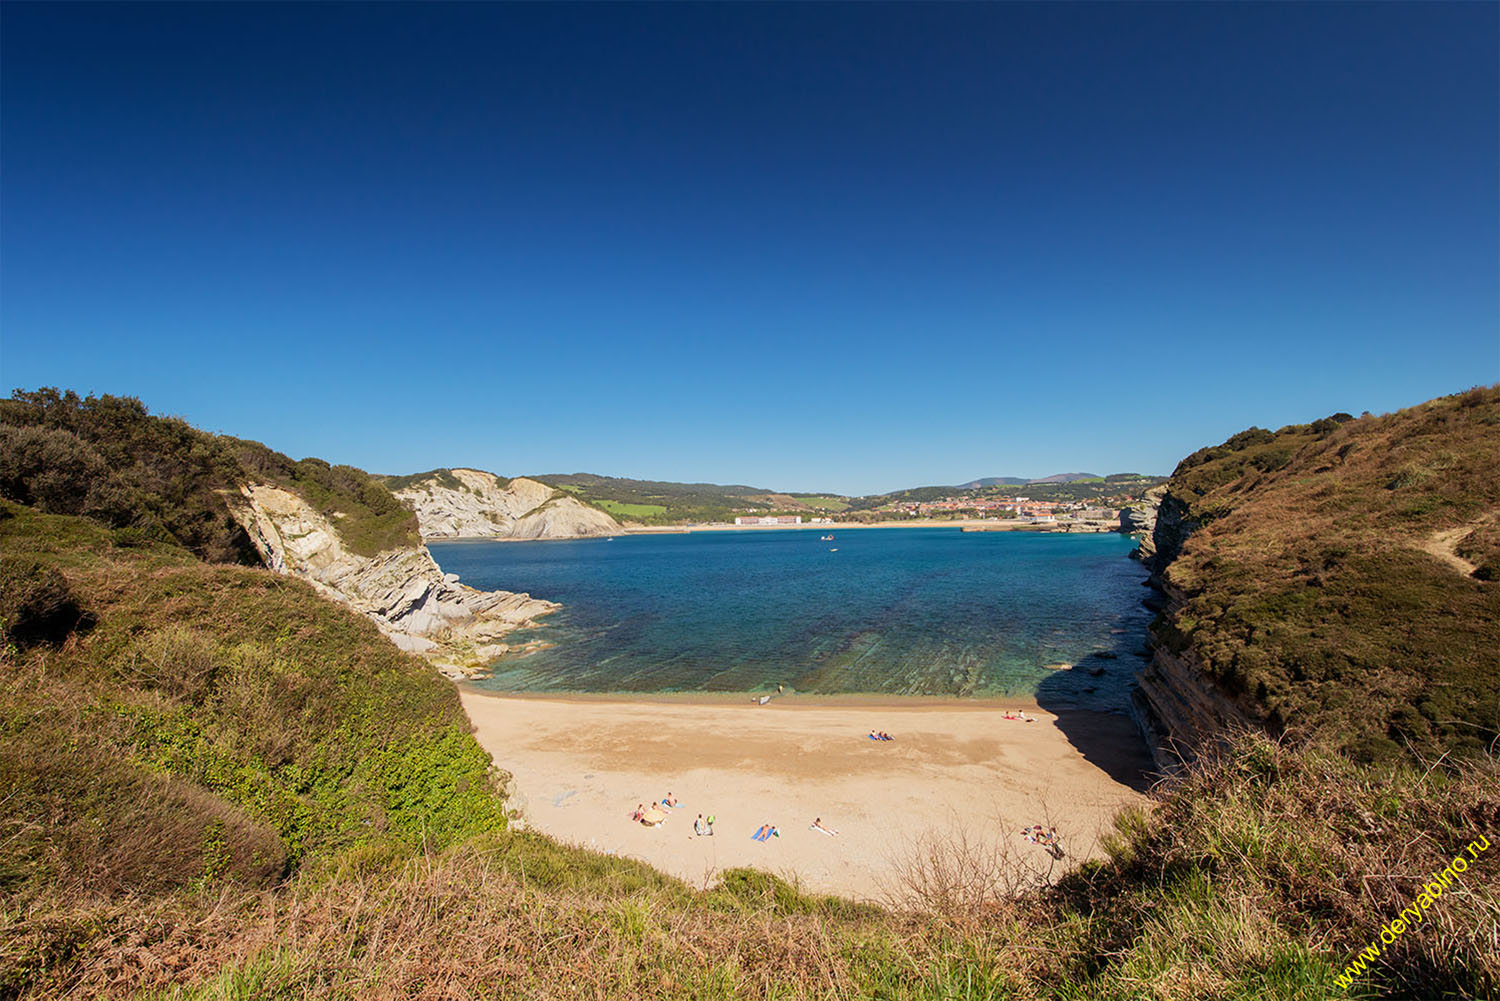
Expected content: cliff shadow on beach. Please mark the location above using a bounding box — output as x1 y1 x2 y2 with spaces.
1034 580 1160 793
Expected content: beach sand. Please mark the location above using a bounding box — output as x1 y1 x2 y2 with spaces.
459 690 1156 901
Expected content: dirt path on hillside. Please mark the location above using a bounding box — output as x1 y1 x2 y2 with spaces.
1416 511 1496 577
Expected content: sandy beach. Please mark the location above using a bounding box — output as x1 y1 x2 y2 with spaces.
459 690 1155 901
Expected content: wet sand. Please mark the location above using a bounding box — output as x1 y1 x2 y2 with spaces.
459 690 1155 901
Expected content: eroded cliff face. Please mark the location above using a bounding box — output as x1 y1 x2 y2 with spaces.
391 470 621 540
1133 575 1255 772
224 483 557 678
1122 484 1168 562
1131 486 1259 771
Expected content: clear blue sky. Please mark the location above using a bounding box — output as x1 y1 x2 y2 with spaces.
3 3 1496 495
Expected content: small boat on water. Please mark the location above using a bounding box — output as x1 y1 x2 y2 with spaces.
820 534 835 540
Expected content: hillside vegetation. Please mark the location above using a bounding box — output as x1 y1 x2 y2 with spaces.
0 389 418 560
536 472 846 524
1150 387 1500 762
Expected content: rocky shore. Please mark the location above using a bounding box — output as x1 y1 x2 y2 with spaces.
225 483 558 678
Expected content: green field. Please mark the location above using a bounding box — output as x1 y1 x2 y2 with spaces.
791 494 851 511
596 499 668 518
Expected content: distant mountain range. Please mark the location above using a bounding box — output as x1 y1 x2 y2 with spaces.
958 473 1101 488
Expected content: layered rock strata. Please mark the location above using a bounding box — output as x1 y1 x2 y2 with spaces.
390 469 621 540
224 483 557 678
1122 484 1168 562
1133 494 1252 770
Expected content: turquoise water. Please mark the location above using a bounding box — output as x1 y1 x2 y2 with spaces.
430 528 1151 708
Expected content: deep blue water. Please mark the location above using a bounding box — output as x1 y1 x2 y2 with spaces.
430 528 1151 708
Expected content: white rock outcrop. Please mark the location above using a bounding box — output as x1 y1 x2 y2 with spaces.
390 470 621 540
224 483 558 677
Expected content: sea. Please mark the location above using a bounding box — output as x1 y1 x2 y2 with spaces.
429 527 1152 711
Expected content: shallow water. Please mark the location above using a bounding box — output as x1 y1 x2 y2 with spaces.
430 528 1151 708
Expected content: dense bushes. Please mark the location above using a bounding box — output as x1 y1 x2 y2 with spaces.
0 388 418 560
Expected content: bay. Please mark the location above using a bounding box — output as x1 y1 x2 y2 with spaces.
430 527 1151 708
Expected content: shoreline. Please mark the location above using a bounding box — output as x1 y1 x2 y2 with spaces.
427 519 1131 543
457 687 1078 710
459 688 1154 900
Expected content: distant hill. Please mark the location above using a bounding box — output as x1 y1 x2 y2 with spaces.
958 473 1103 488
1029 472 1102 484
956 476 1029 488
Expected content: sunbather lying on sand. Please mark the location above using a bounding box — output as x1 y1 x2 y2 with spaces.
811 817 839 836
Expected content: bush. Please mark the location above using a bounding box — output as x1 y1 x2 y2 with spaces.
0 557 92 649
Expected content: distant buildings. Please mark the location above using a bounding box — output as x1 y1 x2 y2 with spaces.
735 515 803 526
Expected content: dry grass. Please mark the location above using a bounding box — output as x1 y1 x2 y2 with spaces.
1154 386 1500 761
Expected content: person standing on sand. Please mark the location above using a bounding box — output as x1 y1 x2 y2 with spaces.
705 814 715 835
694 814 706 836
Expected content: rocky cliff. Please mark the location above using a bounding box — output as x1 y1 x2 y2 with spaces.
1121 484 1168 562
224 483 558 678
388 469 621 540
1132 579 1254 771
1131 390 1500 768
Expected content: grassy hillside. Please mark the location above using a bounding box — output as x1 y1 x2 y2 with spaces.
1150 387 1500 762
0 389 418 559
537 472 850 524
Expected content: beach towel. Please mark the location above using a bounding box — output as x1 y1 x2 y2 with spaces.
810 825 836 837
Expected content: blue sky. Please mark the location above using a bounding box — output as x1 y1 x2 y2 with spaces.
3 3 1496 495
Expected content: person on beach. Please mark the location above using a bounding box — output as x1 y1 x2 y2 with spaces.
812 817 839 836
879 731 893 741
869 730 879 740
705 814 715 835
753 824 771 841
693 814 706 836
664 792 678 808
631 804 644 823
